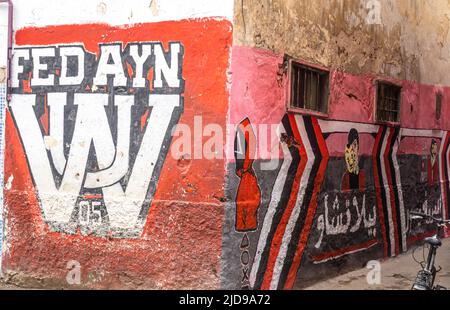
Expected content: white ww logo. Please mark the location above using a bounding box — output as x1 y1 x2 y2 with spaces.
10 92 181 237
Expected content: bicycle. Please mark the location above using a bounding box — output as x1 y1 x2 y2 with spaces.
409 211 450 290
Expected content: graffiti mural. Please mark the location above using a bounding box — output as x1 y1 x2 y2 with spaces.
248 115 328 290
233 118 262 289
0 83 5 272
5 15 233 288
9 43 184 237
222 114 450 290
310 125 379 265
234 118 261 232
371 126 407 257
342 128 366 191
399 133 447 245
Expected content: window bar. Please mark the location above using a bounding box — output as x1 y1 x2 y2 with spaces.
299 67 302 108
308 70 311 109
316 72 320 111
304 70 307 109
292 67 297 108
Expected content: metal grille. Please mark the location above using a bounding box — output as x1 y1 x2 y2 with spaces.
290 62 328 114
377 82 401 123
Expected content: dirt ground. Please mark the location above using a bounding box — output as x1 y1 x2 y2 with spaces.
303 238 450 290
0 239 449 290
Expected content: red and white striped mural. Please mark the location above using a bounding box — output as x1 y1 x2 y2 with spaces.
225 114 450 289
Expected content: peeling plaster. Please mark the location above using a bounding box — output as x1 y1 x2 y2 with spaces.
150 0 159 16
234 0 450 85
96 2 107 16
5 175 13 191
12 0 235 28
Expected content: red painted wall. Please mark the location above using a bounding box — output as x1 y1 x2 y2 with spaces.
4 19 232 289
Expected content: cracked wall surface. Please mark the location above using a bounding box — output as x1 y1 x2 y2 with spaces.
233 0 450 85
2 0 235 289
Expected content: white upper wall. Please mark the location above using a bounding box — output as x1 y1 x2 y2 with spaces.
12 0 234 29
0 3 8 67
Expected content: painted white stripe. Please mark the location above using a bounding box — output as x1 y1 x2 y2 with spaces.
379 128 396 257
47 93 67 175
249 125 292 288
12 0 234 29
317 121 445 138
270 115 315 290
445 134 450 221
0 4 7 67
312 241 378 264
439 134 445 191
439 133 446 220
84 95 133 188
391 130 407 252
401 128 444 138
317 120 379 134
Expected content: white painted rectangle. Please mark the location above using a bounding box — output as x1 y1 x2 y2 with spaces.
12 0 234 30
0 3 8 68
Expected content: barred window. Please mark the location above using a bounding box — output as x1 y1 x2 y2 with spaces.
290 61 329 114
376 82 401 123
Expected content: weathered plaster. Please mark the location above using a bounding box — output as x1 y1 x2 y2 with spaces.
0 68 5 84
228 46 450 161
12 0 234 28
234 0 450 85
4 0 235 289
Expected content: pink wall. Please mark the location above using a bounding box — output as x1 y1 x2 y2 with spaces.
229 45 450 158
325 133 375 157
229 46 286 126
227 46 286 161
328 71 376 123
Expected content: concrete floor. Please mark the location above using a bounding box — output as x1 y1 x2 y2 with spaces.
303 238 450 290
